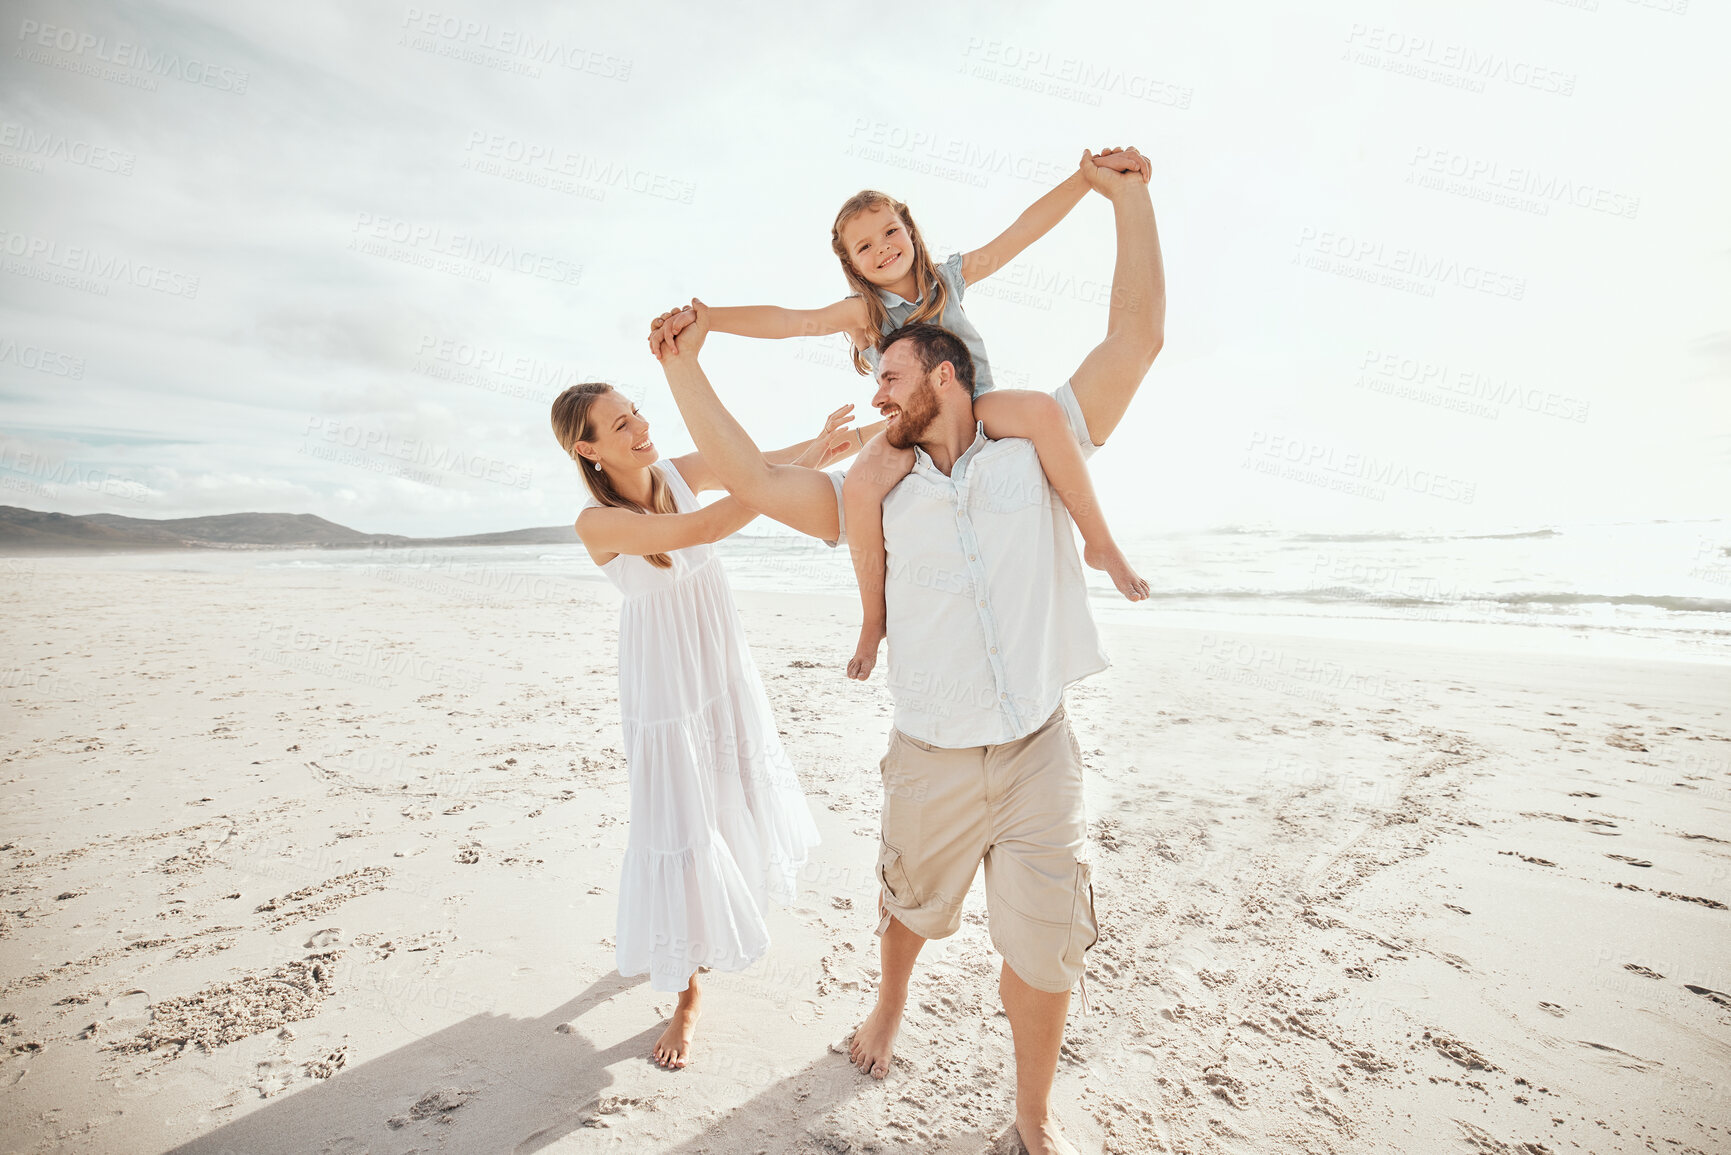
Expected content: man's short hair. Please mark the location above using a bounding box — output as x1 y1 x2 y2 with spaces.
878 322 976 398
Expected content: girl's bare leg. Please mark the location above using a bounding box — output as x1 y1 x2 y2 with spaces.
976 392 1149 601
842 435 914 679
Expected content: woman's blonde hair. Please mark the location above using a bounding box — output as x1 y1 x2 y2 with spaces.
550 383 677 569
831 190 949 377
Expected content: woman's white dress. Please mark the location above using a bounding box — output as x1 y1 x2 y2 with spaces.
587 459 820 992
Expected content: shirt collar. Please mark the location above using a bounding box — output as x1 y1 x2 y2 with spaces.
911 421 989 479
877 280 925 309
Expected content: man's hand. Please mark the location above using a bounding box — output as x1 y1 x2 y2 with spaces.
1094 146 1151 180
1082 146 1151 194
650 300 707 362
1080 147 1149 193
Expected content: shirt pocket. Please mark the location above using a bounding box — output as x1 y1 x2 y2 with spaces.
969 442 1050 516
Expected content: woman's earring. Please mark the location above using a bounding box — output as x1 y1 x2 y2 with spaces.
592 460 602 471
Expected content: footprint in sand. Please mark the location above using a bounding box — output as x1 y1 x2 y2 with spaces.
251 1055 297 1098
1538 1002 1567 1016
1605 854 1652 868
387 1087 474 1130
1623 964 1664 980
103 989 151 1031
304 928 343 949
1685 984 1731 1009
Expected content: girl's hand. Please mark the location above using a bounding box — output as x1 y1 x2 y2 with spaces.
1085 146 1152 185
1081 148 1150 198
793 403 858 468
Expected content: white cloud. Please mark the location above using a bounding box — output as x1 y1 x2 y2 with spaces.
1 0 1726 537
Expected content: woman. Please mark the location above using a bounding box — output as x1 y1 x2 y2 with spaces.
551 381 876 1069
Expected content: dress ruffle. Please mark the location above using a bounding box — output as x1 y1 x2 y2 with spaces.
613 690 820 988
599 504 822 993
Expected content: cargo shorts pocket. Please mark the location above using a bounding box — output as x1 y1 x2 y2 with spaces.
1063 860 1099 971
877 842 915 908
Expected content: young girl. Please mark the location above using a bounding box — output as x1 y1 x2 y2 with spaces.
553 382 872 1068
649 147 1154 680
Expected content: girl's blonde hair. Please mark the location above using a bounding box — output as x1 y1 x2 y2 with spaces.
550 383 677 569
830 190 949 376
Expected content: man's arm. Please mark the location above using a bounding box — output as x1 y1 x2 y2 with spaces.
656 300 844 542
1066 154 1166 447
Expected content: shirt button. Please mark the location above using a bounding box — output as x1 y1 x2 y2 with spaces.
990 647 998 654
979 599 987 607
968 554 976 561
1000 692 1008 699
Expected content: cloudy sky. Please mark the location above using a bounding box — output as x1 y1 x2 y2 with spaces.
2 0 1726 537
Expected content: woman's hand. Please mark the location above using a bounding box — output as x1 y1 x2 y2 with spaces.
792 403 858 468
647 305 699 361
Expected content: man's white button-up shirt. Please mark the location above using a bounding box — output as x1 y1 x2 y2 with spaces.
827 381 1109 748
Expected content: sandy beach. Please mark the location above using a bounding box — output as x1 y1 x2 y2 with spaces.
1 553 1727 1154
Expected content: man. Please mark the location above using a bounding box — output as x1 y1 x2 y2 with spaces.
650 150 1164 1155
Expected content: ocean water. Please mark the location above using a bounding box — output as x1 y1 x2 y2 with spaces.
233 517 1731 665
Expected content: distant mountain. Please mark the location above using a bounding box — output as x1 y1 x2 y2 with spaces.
0 506 577 553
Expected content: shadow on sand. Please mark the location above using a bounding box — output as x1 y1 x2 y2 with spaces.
164 973 659 1155
160 974 902 1155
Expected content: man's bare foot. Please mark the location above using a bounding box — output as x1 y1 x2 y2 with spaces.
847 996 903 1079
1010 1115 1081 1155
1082 539 1149 601
847 622 885 680
651 979 701 1069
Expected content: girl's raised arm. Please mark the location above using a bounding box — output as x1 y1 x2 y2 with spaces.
648 298 871 357
960 147 1151 287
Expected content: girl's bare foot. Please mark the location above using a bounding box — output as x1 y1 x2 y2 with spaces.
1083 540 1149 601
847 622 885 680
652 978 701 1069
847 996 904 1079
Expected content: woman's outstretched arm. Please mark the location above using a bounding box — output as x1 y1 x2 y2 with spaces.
575 497 757 563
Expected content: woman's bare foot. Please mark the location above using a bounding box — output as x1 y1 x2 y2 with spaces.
847 995 904 1079
1083 539 1149 601
1012 1115 1081 1155
652 978 701 1069
847 621 886 680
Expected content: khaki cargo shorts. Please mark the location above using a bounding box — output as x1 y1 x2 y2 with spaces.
874 702 1099 995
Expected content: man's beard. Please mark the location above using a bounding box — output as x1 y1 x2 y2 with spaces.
883 378 941 450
